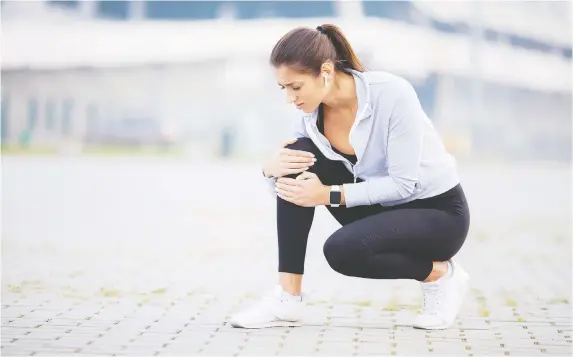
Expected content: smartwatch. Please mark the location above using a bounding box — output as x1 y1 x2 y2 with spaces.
329 185 342 207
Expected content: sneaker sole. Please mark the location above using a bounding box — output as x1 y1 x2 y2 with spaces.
412 323 449 330
229 320 301 329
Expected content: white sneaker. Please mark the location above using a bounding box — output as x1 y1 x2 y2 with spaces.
413 259 470 330
229 286 304 328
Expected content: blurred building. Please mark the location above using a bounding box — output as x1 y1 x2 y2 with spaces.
1 0 571 161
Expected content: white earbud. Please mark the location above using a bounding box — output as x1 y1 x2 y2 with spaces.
323 72 329 86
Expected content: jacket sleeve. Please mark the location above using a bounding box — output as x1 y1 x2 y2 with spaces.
342 80 424 207
263 115 309 197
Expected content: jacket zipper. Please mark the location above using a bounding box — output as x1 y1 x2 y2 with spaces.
347 114 361 183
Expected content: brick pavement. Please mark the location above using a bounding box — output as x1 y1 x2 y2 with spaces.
2 158 571 356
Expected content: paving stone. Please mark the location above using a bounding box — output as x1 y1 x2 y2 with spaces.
276 345 320 356
236 346 280 356
429 342 469 355
0 347 36 356
354 342 393 354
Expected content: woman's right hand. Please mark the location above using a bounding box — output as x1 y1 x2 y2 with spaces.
263 139 316 178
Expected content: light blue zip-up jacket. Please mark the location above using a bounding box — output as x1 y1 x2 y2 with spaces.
265 69 460 208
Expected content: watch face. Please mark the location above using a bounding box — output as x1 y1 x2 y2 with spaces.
330 191 342 205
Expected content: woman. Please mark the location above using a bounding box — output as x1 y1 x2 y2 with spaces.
230 24 471 330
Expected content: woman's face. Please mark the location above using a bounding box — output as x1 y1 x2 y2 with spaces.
275 65 331 114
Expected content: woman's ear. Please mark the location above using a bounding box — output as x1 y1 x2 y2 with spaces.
320 61 334 77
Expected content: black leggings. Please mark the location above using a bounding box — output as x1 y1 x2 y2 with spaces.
277 138 470 281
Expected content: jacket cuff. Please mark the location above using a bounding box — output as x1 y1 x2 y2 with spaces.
342 182 371 208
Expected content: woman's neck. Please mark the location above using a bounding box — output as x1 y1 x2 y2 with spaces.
321 70 357 111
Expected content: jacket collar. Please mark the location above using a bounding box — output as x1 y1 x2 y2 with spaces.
302 69 373 123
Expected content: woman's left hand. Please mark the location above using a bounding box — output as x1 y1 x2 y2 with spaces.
275 172 329 207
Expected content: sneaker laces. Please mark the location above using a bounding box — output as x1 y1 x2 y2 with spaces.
420 283 443 316
256 287 304 319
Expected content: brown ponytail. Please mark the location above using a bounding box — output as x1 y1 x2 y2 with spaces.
270 23 365 76
318 24 364 72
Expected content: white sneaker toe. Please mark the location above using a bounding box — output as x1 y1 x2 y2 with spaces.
228 286 304 329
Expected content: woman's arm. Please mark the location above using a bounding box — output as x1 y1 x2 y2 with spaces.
342 80 424 207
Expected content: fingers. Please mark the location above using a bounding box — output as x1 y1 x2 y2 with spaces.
275 187 295 199
282 155 316 164
279 150 316 173
280 148 315 159
282 161 314 170
296 171 316 180
277 192 297 205
276 187 296 200
277 157 314 176
277 177 299 186
278 167 309 177
276 181 300 193
274 147 317 177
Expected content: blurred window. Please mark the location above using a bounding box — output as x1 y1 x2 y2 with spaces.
45 98 56 131
27 98 38 133
363 1 412 21
97 0 129 20
61 99 73 135
1 94 9 142
146 1 224 20
47 1 79 10
233 1 335 19
86 103 100 138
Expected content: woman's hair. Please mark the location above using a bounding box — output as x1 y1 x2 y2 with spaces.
270 24 365 76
